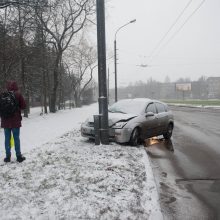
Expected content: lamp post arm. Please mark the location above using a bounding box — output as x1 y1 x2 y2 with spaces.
115 22 132 40
114 19 136 40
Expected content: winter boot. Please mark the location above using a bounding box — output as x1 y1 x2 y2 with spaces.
17 155 26 163
4 156 11 163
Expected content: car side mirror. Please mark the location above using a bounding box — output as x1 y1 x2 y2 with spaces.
145 112 154 117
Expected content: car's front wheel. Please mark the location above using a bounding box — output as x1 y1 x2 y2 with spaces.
163 123 173 139
129 127 141 146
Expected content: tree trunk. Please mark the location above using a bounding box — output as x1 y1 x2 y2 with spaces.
18 5 28 118
0 8 7 86
46 64 51 112
42 69 48 114
40 23 48 114
50 86 57 113
50 52 61 113
58 69 62 110
74 91 82 108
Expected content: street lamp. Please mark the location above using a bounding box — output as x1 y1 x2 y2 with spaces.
107 60 114 104
114 19 136 102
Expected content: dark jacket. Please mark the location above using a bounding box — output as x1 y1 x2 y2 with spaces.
1 81 26 128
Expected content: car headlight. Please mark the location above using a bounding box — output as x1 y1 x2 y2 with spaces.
82 118 91 127
112 121 127 129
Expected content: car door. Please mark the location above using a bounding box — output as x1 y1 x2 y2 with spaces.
154 102 168 135
141 102 159 139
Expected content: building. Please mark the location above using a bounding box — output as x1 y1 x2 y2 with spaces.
207 77 220 99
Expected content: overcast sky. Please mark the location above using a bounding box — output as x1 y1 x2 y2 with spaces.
103 0 220 88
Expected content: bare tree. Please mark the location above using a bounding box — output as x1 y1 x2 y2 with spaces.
0 1 20 9
35 0 95 112
0 4 35 117
0 7 22 87
0 0 46 9
16 4 36 117
0 0 96 112
164 75 171 83
66 38 97 107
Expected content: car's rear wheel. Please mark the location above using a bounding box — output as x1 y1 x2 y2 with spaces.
163 123 173 139
130 127 141 146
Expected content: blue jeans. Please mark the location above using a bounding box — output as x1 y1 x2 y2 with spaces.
4 128 21 157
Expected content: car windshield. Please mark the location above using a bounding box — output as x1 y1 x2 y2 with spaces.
108 99 147 114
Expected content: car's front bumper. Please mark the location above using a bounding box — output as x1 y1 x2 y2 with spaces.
81 123 132 144
81 123 115 140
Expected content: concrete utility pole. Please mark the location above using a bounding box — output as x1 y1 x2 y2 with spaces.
96 0 109 144
114 39 118 102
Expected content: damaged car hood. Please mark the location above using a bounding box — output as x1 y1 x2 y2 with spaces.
108 112 137 126
87 112 137 127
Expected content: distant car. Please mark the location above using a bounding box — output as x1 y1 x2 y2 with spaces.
81 98 174 146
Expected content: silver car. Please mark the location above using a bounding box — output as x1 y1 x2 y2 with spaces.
81 98 174 146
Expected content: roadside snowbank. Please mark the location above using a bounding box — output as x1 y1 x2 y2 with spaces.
0 104 162 219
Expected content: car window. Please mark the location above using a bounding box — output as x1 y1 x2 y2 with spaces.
164 104 168 112
108 99 147 114
155 102 165 113
146 103 157 113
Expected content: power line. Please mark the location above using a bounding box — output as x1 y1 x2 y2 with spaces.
152 0 206 62
148 0 193 62
161 0 206 50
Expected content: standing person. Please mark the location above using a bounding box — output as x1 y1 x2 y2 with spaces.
0 81 26 163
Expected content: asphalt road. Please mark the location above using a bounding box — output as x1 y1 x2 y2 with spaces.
146 105 220 220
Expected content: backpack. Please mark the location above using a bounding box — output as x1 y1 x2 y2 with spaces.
0 91 18 119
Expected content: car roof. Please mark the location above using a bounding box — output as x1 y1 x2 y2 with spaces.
117 98 167 107
118 98 167 104
118 98 152 103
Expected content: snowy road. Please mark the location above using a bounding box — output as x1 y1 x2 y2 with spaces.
0 104 162 219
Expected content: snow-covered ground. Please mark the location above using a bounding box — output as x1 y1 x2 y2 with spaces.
0 103 162 219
